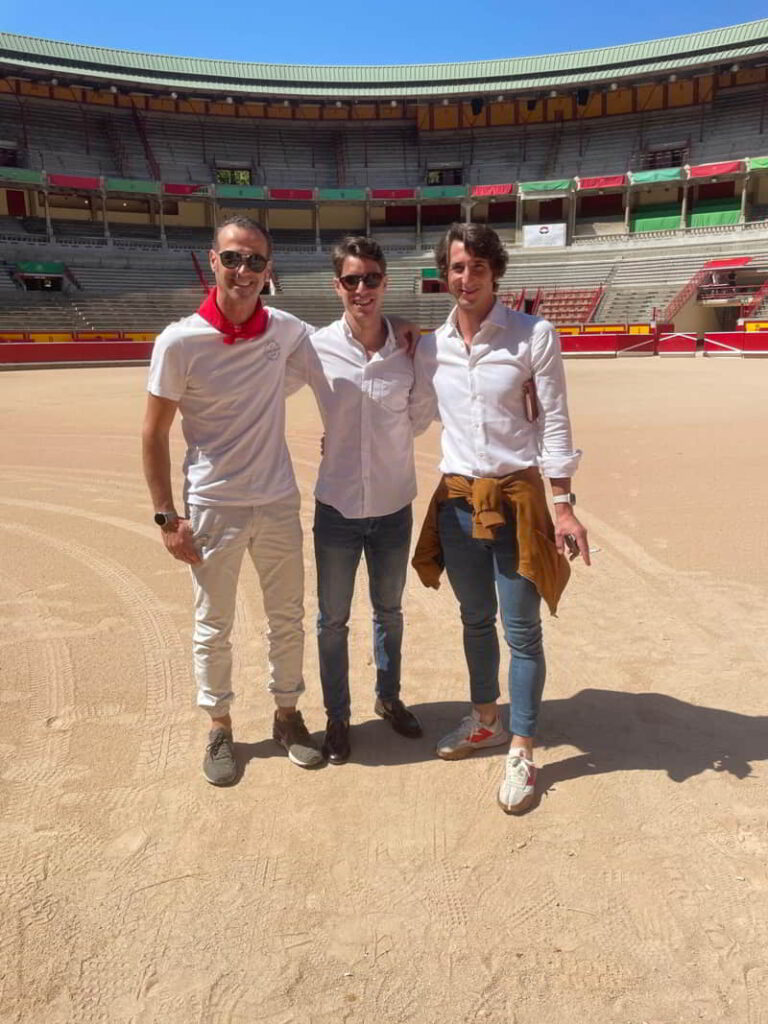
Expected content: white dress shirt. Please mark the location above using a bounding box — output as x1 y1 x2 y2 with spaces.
412 300 582 480
286 315 433 518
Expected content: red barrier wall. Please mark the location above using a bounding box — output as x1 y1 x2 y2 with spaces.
703 332 746 355
560 335 618 357
658 333 696 355
0 342 154 364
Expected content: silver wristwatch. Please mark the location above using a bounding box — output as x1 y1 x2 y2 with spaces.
551 493 576 506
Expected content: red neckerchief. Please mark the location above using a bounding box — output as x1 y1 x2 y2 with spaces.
197 288 269 345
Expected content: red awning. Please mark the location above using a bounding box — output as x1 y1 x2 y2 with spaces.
370 188 416 200
471 183 515 197
578 174 627 190
268 188 314 200
47 173 101 190
703 257 752 269
164 183 208 195
689 161 743 178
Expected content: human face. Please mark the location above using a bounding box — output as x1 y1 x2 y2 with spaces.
333 255 387 330
209 224 271 312
445 240 496 318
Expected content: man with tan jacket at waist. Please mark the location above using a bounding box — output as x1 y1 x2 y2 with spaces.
411 223 590 815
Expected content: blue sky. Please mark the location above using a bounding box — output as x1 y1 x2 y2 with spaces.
4 1 766 64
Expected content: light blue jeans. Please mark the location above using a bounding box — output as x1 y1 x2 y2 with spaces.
437 498 545 737
313 501 412 722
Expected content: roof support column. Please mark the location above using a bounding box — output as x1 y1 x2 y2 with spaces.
262 206 270 234
314 204 321 252
416 203 421 252
679 181 689 230
41 189 53 242
101 190 111 246
567 192 577 244
623 187 632 234
514 195 523 244
365 200 370 237
462 200 474 224
158 195 167 248
740 173 750 224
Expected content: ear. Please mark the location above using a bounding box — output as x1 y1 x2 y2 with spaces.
209 249 217 272
332 277 344 300
381 274 389 293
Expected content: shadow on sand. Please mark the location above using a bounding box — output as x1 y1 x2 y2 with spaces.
229 690 767 788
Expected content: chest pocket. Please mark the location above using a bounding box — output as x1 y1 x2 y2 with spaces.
371 376 409 414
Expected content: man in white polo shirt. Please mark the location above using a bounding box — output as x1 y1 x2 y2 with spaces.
142 215 323 785
412 223 590 815
286 236 432 764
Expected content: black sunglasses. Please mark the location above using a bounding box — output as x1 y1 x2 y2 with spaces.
338 272 384 291
218 250 269 272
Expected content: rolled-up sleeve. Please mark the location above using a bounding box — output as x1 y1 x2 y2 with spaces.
531 320 582 478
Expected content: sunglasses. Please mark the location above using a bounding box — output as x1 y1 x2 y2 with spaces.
217 250 269 272
338 272 384 291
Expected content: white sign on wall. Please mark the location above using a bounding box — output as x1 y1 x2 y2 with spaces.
523 222 567 248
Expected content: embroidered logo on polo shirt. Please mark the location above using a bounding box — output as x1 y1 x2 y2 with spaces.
265 340 280 361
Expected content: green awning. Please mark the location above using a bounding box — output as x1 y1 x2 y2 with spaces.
520 179 571 193
215 184 267 200
631 203 680 232
421 268 440 278
689 198 741 227
16 260 65 274
421 185 467 200
0 167 44 184
748 156 768 171
630 167 683 184
316 188 367 201
105 177 161 194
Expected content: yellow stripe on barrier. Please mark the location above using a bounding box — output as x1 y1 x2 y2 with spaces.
122 333 156 342
628 324 652 335
584 324 625 334
745 321 768 332
28 333 75 343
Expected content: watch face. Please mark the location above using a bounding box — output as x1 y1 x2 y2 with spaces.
154 513 168 526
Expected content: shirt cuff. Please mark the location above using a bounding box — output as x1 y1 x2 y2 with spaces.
538 448 583 479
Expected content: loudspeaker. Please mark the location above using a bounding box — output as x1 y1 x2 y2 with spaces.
576 88 589 106
470 97 484 116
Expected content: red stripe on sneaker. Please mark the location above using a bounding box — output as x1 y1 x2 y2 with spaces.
469 728 494 742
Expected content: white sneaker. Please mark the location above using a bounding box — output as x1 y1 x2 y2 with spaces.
497 746 537 814
436 710 510 761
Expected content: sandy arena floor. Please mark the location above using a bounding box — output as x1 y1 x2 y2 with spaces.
1 356 766 1024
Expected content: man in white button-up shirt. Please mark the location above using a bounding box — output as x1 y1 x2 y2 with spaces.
412 223 590 815
286 237 432 764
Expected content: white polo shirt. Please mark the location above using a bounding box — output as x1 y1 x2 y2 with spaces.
413 300 582 480
148 306 311 506
286 316 434 518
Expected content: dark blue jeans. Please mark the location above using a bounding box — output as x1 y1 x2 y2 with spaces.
438 498 545 738
313 501 412 722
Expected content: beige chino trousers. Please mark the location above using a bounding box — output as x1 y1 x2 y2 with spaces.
188 492 305 717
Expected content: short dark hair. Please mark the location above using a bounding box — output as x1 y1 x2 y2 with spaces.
435 223 508 288
213 215 272 258
331 235 386 278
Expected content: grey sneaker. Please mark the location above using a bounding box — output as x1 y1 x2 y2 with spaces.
202 727 237 786
273 710 324 768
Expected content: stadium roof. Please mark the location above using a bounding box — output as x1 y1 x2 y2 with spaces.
1 21 767 100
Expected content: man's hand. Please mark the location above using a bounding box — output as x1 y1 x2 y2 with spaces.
391 318 421 357
161 519 202 565
554 508 591 566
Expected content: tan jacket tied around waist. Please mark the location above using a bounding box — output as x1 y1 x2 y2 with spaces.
411 469 570 616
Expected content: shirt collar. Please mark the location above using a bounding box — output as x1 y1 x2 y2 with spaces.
197 288 269 344
341 314 396 355
447 297 507 337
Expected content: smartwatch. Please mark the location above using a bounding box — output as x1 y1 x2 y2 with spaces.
551 493 576 506
154 511 180 529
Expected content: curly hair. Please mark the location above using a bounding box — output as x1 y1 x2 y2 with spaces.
435 223 508 288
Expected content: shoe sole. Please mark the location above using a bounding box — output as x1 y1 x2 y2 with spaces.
202 765 237 786
277 742 325 769
437 733 510 761
497 791 535 815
